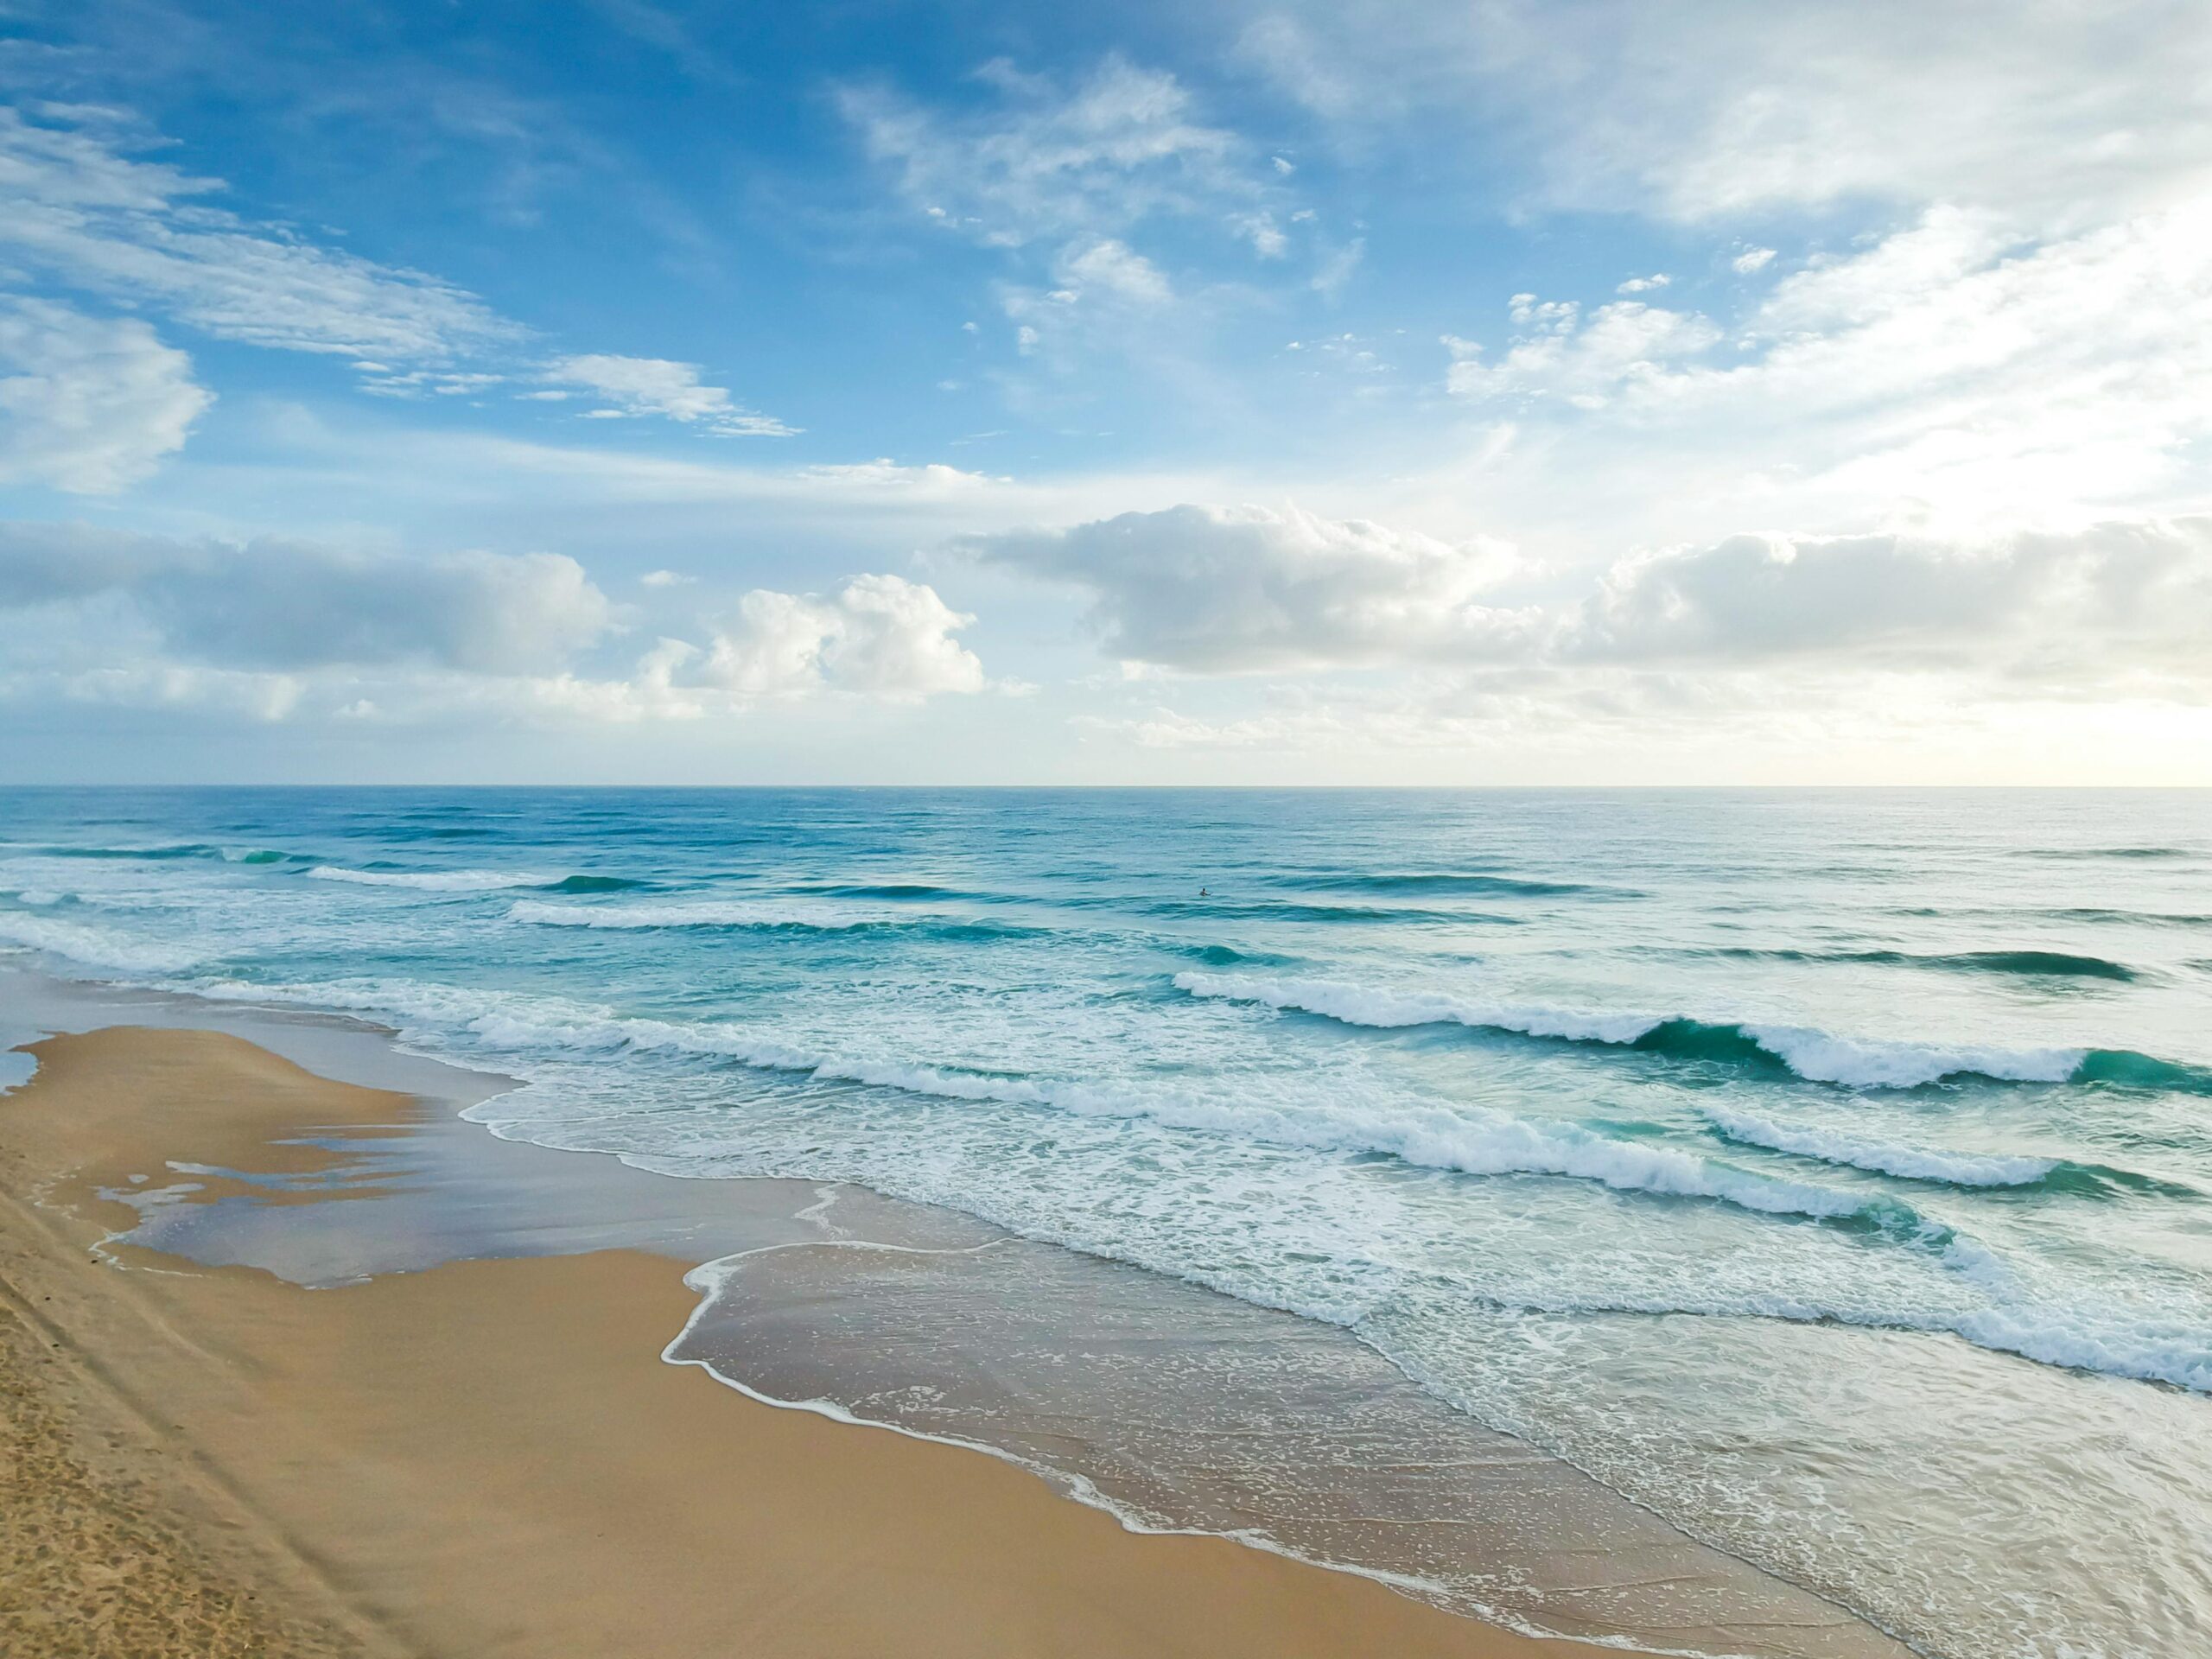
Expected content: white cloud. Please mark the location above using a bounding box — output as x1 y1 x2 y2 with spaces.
0 523 613 672
1311 237 1363 299
1052 238 1172 305
0 106 791 450
1443 295 1721 407
1235 0 2212 222
840 54 1334 363
978 501 2212 699
0 522 989 724
0 107 516 361
998 236 1176 359
1633 200 2212 521
1234 16 1366 124
543 353 797 436
1616 272 1669 293
1426 197 2212 537
1233 211 1289 257
1732 247 1777 274
840 55 1262 248
0 298 209 492
701 574 987 700
1560 518 2212 679
968 502 1522 671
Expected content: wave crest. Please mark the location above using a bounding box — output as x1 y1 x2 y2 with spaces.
0 912 207 975
307 865 544 891
1172 972 2209 1092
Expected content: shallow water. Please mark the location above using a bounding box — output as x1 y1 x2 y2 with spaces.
2 786 2207 1656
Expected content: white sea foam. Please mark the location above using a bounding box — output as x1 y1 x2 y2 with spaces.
1701 1105 2060 1186
1173 971 1659 1043
0 912 207 975
79 967 2212 1402
507 899 886 931
1945 1299 2212 1391
1173 971 2092 1089
308 865 543 891
184 974 1882 1228
1734 1024 2083 1089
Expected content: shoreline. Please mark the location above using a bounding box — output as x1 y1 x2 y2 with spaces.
0 1022 1611 1658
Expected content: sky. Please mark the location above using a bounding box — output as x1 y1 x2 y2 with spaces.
1 0 2209 784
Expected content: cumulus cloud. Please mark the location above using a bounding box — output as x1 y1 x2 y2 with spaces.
0 521 988 724
973 501 2212 696
0 298 210 492
702 574 986 700
967 502 1524 671
1560 519 2212 676
0 523 614 672
543 353 798 435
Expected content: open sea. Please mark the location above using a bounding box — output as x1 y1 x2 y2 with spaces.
3 786 2209 1658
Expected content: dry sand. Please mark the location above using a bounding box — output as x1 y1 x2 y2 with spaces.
0 1025 1602 1658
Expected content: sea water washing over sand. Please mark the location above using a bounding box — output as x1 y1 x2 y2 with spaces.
2 786 2209 1657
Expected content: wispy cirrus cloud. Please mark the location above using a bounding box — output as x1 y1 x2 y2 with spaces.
539 353 798 435
0 105 517 363
840 54 1345 367
840 55 1265 249
0 105 796 440
1439 199 2212 526
1235 0 2212 221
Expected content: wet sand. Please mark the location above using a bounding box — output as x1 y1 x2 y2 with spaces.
0 1025 1607 1658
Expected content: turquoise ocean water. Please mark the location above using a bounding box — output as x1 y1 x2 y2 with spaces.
2 787 2208 1657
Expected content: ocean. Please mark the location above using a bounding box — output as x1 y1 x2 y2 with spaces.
2 786 2208 1657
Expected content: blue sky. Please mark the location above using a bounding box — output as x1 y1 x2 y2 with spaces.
3 0 2209 782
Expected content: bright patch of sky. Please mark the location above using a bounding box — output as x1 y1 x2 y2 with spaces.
1 0 2209 782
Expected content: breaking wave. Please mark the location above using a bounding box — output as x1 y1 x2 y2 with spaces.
1172 972 2212 1093
0 912 209 976
1700 1106 2059 1187
307 865 546 891
1688 946 2139 982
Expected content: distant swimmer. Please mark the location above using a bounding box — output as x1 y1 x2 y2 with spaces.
1198 887 1210 897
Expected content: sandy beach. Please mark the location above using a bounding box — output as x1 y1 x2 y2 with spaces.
0 1023 1611 1658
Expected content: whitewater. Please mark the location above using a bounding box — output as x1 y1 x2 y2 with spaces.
2 785 2209 1659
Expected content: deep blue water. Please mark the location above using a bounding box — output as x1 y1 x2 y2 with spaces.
3 786 2209 1657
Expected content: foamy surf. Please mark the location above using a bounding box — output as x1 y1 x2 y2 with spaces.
1169 971 2194 1090
509 898 907 931
308 865 545 891
0 912 210 976
1700 1105 2060 1187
